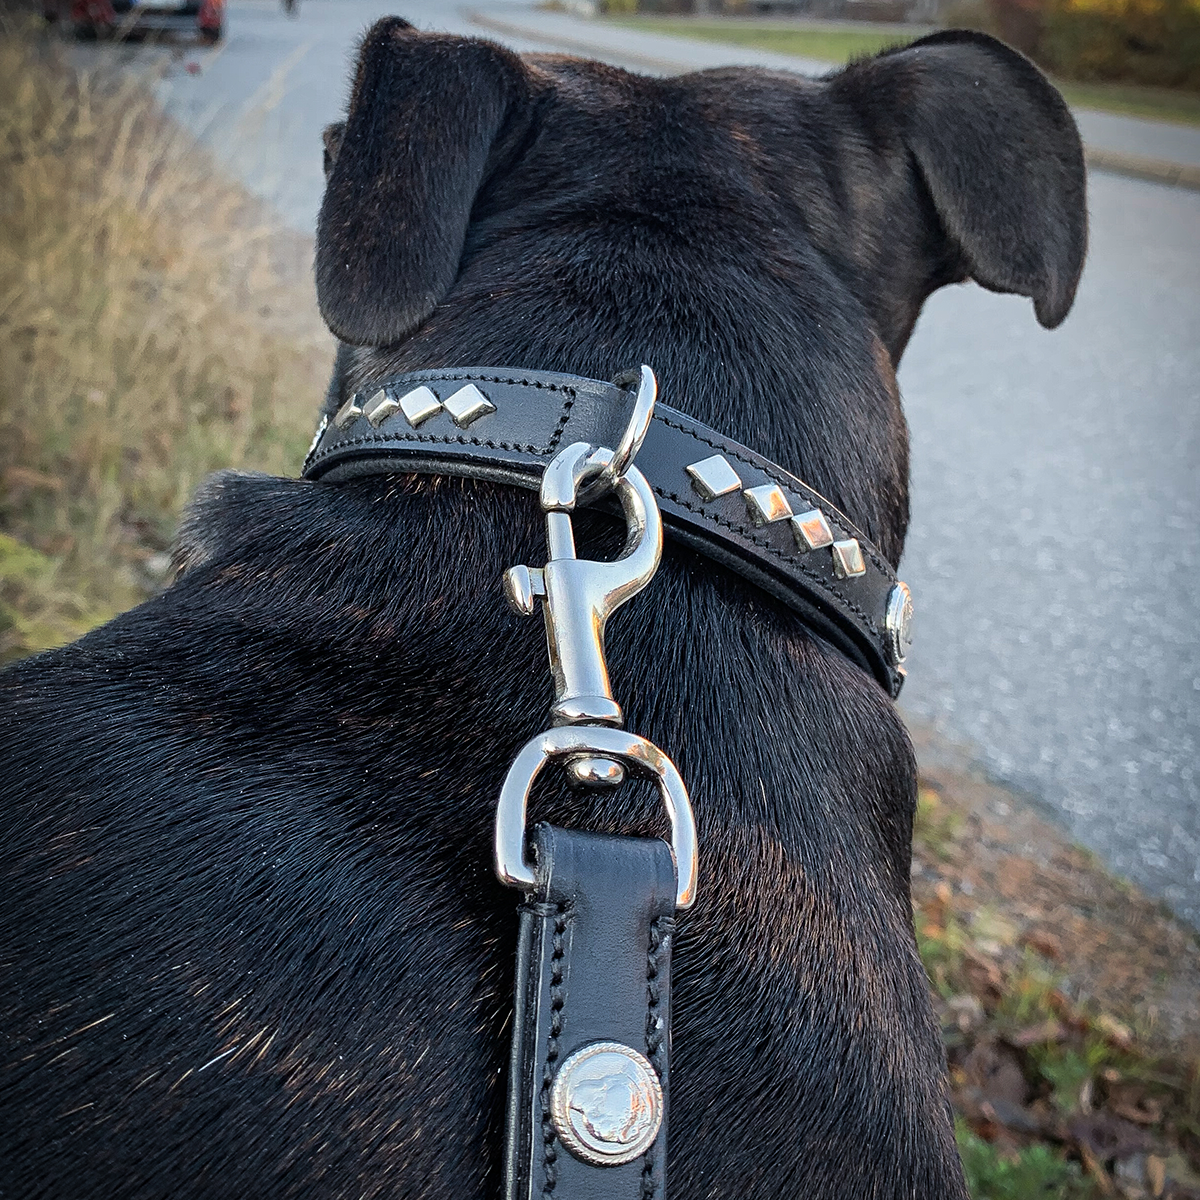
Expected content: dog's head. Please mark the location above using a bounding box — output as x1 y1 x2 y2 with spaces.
315 19 1086 560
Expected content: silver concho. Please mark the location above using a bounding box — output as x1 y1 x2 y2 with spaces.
549 1041 663 1167
885 581 915 665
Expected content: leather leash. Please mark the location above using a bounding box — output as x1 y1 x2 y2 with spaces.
303 366 914 1199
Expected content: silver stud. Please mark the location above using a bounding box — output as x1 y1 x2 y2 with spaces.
831 539 866 579
550 1041 663 1167
398 386 443 428
333 397 364 429
743 483 793 526
791 508 834 551
885 582 914 665
442 384 496 428
364 389 400 427
685 454 742 500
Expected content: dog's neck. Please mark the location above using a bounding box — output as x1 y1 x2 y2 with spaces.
301 366 911 698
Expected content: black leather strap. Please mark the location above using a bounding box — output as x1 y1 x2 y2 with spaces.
302 367 906 697
504 825 676 1200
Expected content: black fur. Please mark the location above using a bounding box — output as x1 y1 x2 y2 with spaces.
1 20 1086 1198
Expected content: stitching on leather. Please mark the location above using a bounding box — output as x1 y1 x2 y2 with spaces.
308 430 550 465
541 905 569 1197
545 391 576 452
657 486 882 636
653 414 893 578
307 379 581 469
641 915 666 1200
403 371 576 393
645 917 665 1074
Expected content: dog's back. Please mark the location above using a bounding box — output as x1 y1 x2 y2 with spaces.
1 23 1085 1198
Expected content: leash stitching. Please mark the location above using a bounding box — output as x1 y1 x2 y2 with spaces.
308 430 551 465
641 915 668 1200
546 391 576 452
541 905 568 1197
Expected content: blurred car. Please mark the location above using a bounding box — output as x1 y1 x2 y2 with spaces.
45 0 224 42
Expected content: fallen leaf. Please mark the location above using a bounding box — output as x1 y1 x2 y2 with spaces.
1069 1111 1153 1163
1005 1018 1066 1048
1021 928 1064 961
963 1042 1028 1107
1148 1155 1165 1197
1109 1096 1164 1127
3 467 63 493
1094 1013 1135 1051
943 993 986 1034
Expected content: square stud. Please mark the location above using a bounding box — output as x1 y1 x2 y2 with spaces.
442 384 496 428
791 508 834 551
398 386 443 428
364 389 401 427
743 483 793 526
685 454 742 500
333 397 364 429
831 539 867 579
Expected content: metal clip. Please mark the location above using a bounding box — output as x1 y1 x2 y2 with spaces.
494 726 697 909
496 366 697 909
503 367 662 789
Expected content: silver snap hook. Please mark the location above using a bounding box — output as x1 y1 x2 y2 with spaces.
502 370 663 789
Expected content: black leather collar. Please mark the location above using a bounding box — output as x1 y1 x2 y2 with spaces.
302 367 911 697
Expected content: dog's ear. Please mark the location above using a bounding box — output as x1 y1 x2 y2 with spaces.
831 31 1086 340
316 18 528 346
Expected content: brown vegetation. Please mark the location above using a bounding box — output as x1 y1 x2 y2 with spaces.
0 19 330 660
910 728 1200 1197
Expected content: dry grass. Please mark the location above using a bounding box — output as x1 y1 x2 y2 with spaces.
0 19 331 660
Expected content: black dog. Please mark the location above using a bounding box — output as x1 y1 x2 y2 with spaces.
2 20 1085 1197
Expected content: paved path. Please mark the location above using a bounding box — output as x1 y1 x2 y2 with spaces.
112 0 1200 923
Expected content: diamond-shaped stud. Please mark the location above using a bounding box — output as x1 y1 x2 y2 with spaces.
398 386 443 428
743 483 793 526
686 454 742 500
363 389 400 427
333 397 364 429
831 539 866 579
442 384 496 428
791 508 834 551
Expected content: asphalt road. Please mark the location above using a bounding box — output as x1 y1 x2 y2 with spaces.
108 0 1200 923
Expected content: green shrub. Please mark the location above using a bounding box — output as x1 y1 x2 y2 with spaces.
1038 0 1200 88
984 0 1200 89
956 1121 1095 1198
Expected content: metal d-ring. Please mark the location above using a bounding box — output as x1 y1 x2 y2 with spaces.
608 365 657 484
494 725 697 910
